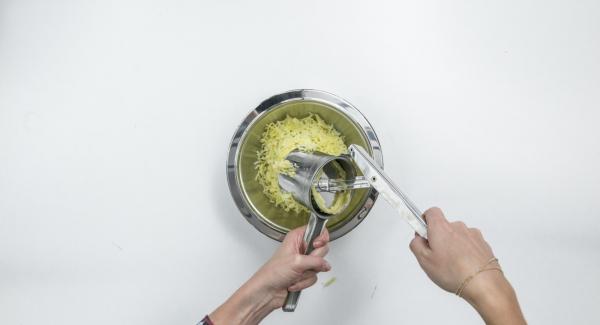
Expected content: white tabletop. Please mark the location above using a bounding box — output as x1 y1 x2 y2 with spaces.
1 1 599 324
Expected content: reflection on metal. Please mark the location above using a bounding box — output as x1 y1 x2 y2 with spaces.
226 89 384 242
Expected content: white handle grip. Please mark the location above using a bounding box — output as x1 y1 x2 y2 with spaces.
349 144 428 238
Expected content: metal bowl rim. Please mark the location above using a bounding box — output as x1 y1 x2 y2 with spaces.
226 89 384 242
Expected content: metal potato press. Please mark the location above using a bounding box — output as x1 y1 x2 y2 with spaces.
278 144 428 312
227 89 431 312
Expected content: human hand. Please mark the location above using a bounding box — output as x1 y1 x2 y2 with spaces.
209 226 331 325
250 225 331 305
409 207 525 325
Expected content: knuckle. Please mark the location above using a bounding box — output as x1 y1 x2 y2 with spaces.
428 206 442 214
452 221 468 231
292 255 303 267
424 207 446 225
294 226 307 235
409 239 417 252
425 207 443 217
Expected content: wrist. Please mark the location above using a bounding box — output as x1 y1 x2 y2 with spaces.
462 269 511 305
242 274 282 313
209 277 278 325
462 272 525 325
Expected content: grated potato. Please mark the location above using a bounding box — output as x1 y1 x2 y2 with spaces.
255 114 349 214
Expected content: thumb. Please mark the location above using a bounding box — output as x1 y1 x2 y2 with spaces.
292 255 331 273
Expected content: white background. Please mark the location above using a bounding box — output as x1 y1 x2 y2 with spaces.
1 0 599 324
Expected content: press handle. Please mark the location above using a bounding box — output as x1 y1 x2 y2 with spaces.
282 213 328 312
349 144 428 238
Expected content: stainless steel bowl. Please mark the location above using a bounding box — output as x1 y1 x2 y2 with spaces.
226 89 383 241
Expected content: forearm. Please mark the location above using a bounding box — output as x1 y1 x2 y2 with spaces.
207 227 330 324
464 273 526 325
209 278 277 325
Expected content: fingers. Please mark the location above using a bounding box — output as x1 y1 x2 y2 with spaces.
469 227 482 238
423 207 448 227
311 228 330 256
288 274 318 292
450 221 468 233
289 225 308 241
292 254 331 273
283 225 331 257
409 233 431 261
423 207 450 237
291 225 308 235
309 243 329 258
422 207 450 248
298 270 316 281
312 228 330 248
282 225 308 251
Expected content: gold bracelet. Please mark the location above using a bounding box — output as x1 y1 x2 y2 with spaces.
455 257 502 297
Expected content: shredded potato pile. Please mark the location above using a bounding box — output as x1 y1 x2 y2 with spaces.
255 114 348 214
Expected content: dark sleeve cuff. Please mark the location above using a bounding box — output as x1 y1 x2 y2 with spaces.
198 315 214 325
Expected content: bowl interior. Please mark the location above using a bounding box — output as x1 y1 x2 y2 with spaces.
237 99 372 233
